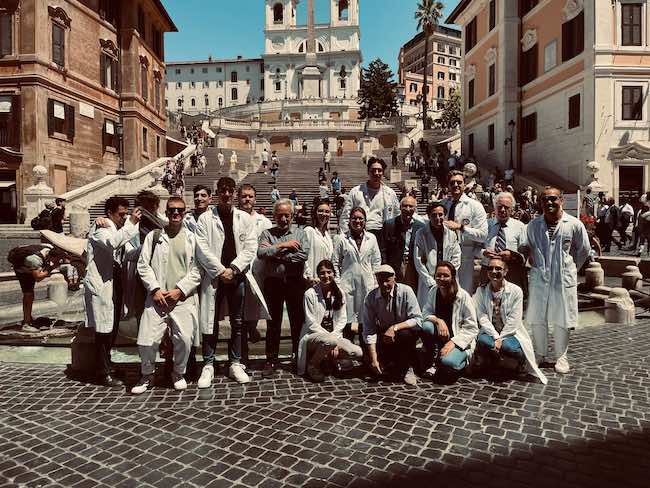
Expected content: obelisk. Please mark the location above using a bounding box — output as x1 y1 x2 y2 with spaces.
302 0 321 98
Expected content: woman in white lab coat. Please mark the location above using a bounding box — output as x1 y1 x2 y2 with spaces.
304 200 334 283
297 259 363 381
413 201 462 304
473 258 547 384
333 207 381 347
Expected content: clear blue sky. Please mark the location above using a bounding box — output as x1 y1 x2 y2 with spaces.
161 0 461 74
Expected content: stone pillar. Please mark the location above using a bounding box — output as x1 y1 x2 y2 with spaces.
216 133 228 149
622 265 643 291
604 288 635 325
24 165 54 222
584 261 604 291
68 204 90 238
361 136 374 159
398 132 410 149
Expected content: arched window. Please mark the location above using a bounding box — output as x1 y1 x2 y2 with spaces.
204 95 209 106
318 42 324 52
231 87 238 100
177 98 182 107
218 97 223 107
338 0 349 20
273 3 283 23
298 43 304 53
191 98 196 107
437 86 445 99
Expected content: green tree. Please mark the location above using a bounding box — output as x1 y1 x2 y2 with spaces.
357 58 399 119
415 0 445 130
438 91 461 129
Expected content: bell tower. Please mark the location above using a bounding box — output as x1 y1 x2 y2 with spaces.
265 0 298 29
330 0 359 27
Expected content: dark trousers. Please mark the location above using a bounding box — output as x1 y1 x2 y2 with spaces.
203 278 245 365
376 328 418 377
95 266 122 377
264 277 306 361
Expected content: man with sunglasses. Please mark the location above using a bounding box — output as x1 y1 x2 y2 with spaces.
196 177 265 385
473 258 547 384
525 187 590 374
442 170 488 293
85 197 141 387
132 197 202 394
480 192 528 291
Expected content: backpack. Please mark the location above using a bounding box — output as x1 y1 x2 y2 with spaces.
149 229 162 265
30 208 52 230
7 244 49 268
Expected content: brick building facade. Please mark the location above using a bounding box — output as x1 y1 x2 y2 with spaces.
0 0 176 223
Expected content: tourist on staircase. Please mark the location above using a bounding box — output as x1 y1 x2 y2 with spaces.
230 150 238 173
340 157 400 241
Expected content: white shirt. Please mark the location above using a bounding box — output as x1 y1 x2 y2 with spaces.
340 182 400 231
481 217 527 265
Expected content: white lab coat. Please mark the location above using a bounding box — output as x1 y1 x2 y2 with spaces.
136 229 202 346
333 231 381 323
304 226 334 281
525 212 590 330
473 281 547 384
422 285 478 356
443 194 488 292
195 207 269 333
413 224 462 304
297 285 347 375
340 182 400 231
218 152 225 166
84 220 139 333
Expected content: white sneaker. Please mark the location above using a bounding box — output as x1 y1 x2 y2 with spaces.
131 375 152 395
404 367 418 386
173 377 188 390
197 365 214 388
554 355 570 374
229 363 250 384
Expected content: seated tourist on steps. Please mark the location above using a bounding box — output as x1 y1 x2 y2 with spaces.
472 257 547 384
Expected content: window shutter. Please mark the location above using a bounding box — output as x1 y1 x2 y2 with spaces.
102 119 108 149
52 24 65 67
65 104 74 140
47 99 55 136
0 14 11 56
10 94 20 147
100 53 106 87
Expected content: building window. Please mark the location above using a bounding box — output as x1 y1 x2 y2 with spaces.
190 68 195 74
520 45 538 86
141 63 148 101
488 124 495 150
202 67 208 74
103 119 117 151
177 98 182 107
449 73 457 81
100 52 118 91
154 76 161 112
410 83 417 93
0 12 12 56
231 87 238 100
488 63 496 96
544 40 557 72
165 99 168 107
175 68 181 74
203 81 209 88
489 0 496 30
216 67 222 73
437 43 445 53
190 98 195 107
137 6 145 37
449 46 456 55
47 99 74 141
231 71 238 83
466 17 478 52
468 79 475 108
437 86 445 99
449 59 457 66
218 97 223 106
437 72 445 80
273 3 284 23
156 135 161 157
152 27 162 58
437 56 445 64
468 133 474 156
562 11 584 62
622 86 643 120
190 81 196 89
176 82 181 89
339 78 346 89
522 112 537 143
99 0 118 27
204 95 209 106
142 126 148 154
622 3 642 46
338 0 349 20
0 94 21 148
52 23 65 68
275 81 282 92
520 0 538 16
568 93 580 129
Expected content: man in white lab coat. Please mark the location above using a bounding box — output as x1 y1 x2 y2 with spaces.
196 177 266 386
443 170 488 293
84 197 141 387
525 187 590 374
131 197 202 394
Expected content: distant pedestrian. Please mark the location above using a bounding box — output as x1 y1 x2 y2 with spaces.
302 139 308 156
324 151 332 172
337 140 343 157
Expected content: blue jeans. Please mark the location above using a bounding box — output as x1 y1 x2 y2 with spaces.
420 320 470 371
203 278 245 365
476 331 523 360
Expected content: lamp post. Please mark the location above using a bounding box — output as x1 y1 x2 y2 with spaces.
116 122 125 175
504 119 515 170
398 84 406 134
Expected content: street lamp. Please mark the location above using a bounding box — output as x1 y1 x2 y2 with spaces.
504 119 516 170
115 122 125 175
397 84 406 134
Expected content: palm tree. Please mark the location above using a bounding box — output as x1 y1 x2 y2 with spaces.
415 0 444 130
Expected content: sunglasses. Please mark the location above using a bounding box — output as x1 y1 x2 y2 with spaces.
449 180 464 186
167 208 186 215
542 196 560 202
488 266 504 271
351 216 366 221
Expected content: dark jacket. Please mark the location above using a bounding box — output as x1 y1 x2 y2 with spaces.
380 215 425 281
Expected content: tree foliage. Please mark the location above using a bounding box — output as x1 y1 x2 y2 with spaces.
357 58 398 119
415 0 444 129
438 91 461 129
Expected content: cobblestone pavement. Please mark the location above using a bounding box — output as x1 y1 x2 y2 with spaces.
0 322 649 488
